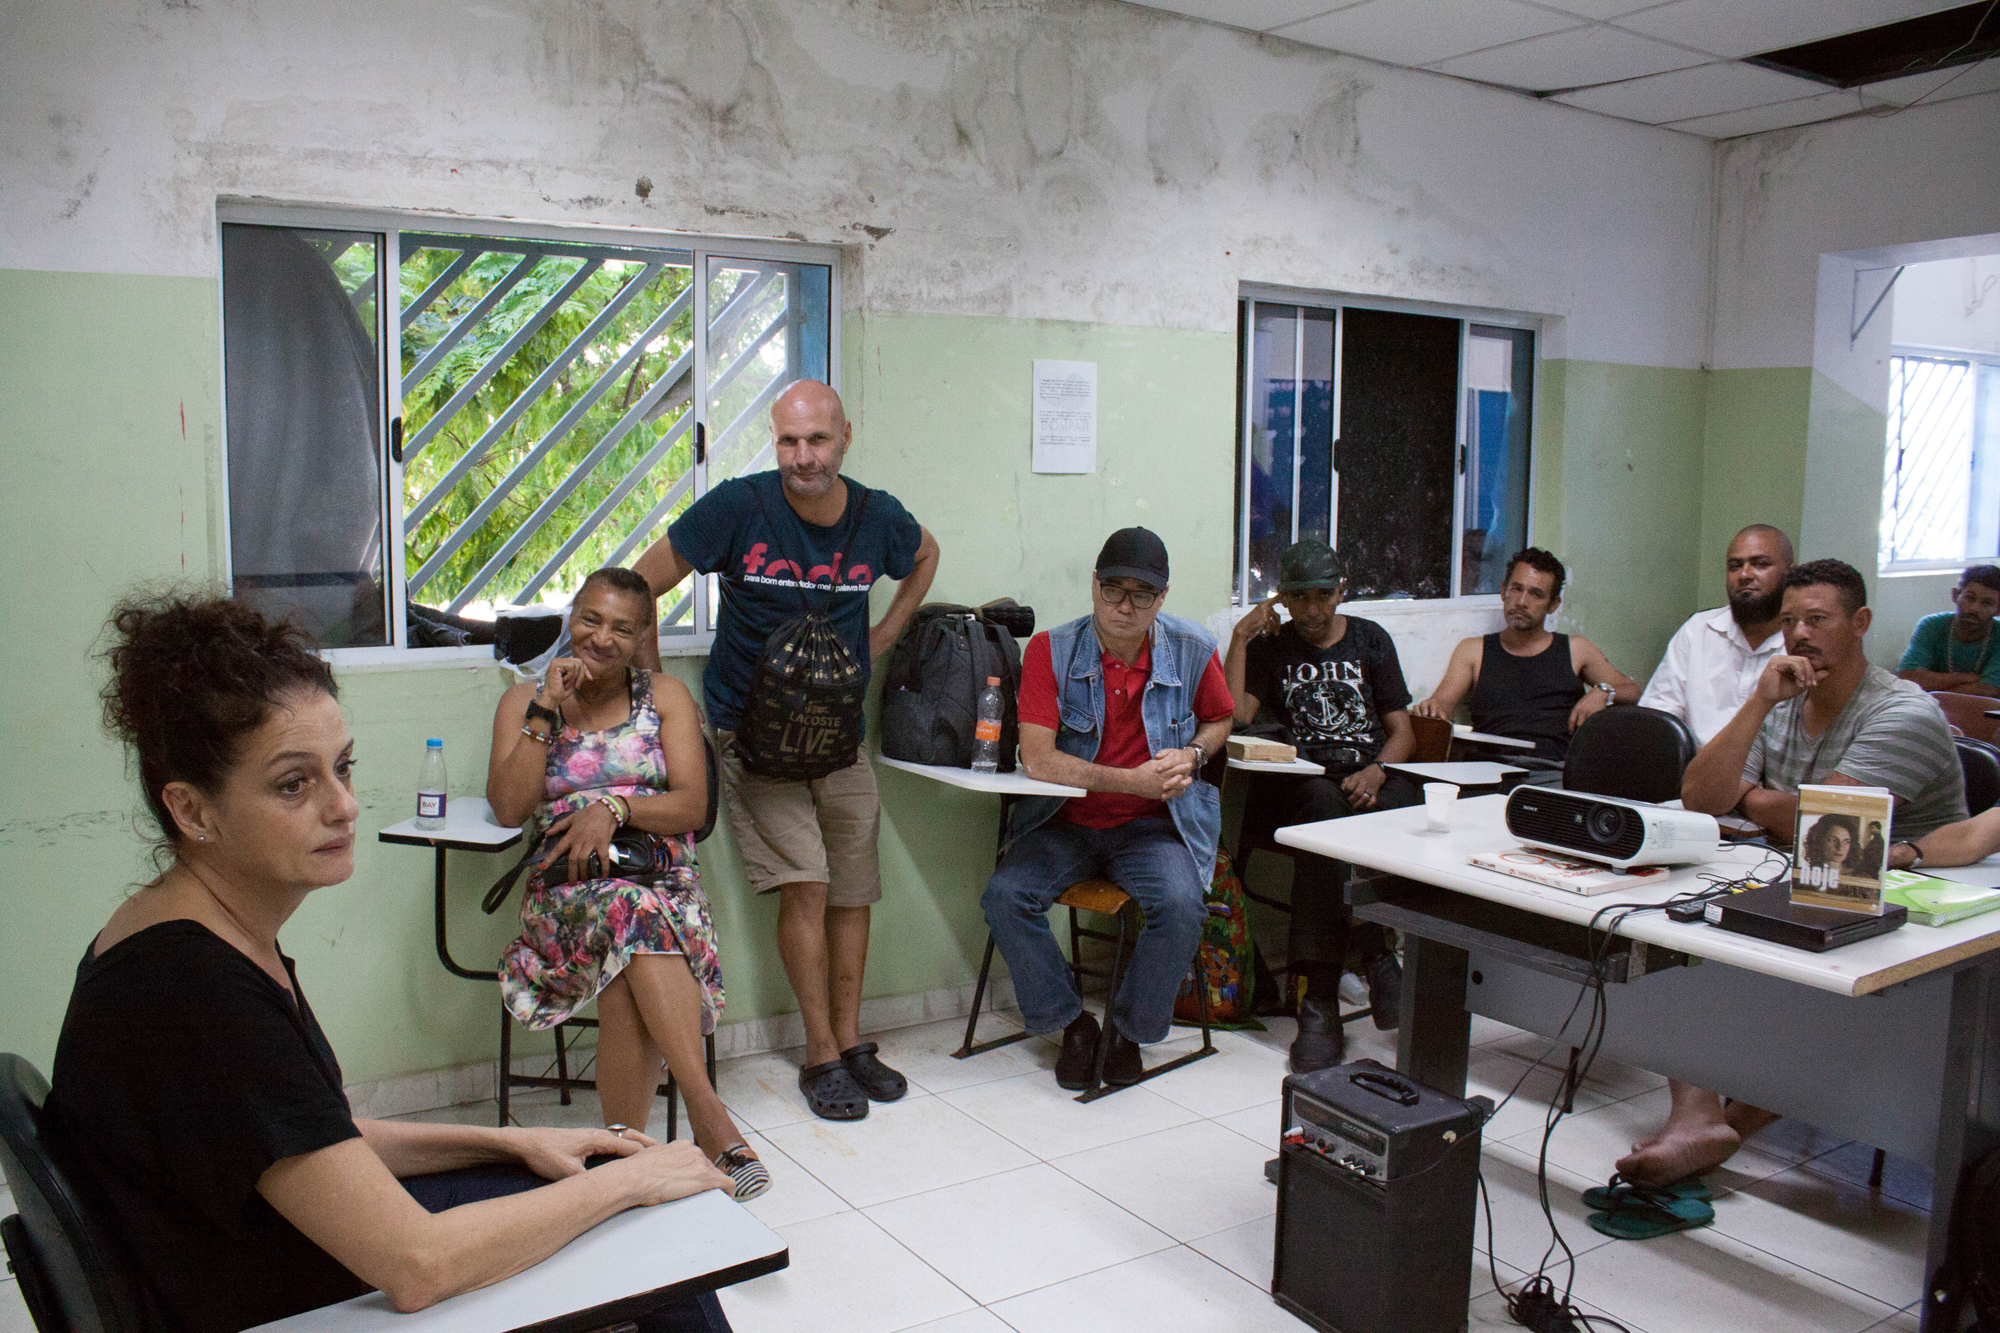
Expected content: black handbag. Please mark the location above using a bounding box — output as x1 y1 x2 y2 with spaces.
481 825 665 913
733 486 874 781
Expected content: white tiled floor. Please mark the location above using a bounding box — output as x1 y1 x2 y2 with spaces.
0 1013 1932 1333
383 1008 1935 1333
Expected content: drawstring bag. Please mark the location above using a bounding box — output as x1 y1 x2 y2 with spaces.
735 486 873 781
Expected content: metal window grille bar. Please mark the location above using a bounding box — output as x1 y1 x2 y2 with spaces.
1885 355 1975 565
402 257 605 460
405 263 676 530
514 412 696 606
403 249 482 326
447 347 696 611
410 286 691 596
401 249 545 398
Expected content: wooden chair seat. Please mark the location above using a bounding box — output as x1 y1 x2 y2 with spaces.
1058 879 1132 916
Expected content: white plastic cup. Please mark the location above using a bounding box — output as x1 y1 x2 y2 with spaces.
1423 782 1460 832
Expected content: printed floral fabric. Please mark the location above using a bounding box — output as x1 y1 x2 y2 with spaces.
500 669 724 1033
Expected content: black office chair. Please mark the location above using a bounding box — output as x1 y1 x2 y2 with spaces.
491 734 723 1133
1957 736 2000 816
0 1053 152 1333
1563 705 1698 804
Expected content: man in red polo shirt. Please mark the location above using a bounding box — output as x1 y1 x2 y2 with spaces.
983 528 1236 1089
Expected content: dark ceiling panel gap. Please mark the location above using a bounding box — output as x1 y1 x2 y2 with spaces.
1745 1 2000 88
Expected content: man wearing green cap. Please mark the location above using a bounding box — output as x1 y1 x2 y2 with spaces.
1225 540 1417 1071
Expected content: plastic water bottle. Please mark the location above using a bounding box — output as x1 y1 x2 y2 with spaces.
971 676 1004 773
415 739 448 831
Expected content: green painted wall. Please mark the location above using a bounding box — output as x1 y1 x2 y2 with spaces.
1535 359 1709 682
0 268 1724 1087
1696 368 1811 609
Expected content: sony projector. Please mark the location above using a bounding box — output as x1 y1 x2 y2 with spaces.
1504 787 1720 869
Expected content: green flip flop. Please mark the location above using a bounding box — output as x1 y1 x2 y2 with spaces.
1582 1175 1711 1211
1583 1174 1714 1240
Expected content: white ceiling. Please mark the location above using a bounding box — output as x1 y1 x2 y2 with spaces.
1123 0 2000 138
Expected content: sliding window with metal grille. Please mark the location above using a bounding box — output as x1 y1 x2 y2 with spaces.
1880 351 2000 571
218 208 835 653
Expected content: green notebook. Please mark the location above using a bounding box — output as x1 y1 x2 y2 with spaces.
1881 871 2000 927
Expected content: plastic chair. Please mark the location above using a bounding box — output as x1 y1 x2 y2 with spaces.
1562 706 1698 804
494 734 723 1134
1957 736 2000 816
0 1053 151 1333
1931 692 2000 744
955 880 1216 1101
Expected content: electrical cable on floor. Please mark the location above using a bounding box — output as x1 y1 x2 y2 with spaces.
1485 850 1790 1332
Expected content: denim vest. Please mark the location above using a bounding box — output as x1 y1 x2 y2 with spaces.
1006 612 1223 884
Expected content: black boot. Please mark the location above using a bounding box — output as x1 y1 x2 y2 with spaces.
1366 952 1403 1031
1290 994 1345 1073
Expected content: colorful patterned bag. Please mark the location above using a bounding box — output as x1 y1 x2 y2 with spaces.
1174 848 1262 1028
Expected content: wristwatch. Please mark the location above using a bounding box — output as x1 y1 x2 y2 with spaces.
1896 839 1925 870
525 700 562 731
1189 742 1207 768
1595 682 1616 704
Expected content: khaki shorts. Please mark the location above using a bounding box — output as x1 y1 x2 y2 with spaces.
716 731 883 906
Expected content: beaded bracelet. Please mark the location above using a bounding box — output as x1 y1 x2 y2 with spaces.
520 725 555 744
595 794 627 825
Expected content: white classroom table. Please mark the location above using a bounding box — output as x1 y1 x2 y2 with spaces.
379 797 523 981
1383 761 1526 788
874 754 1086 798
1227 755 1326 776
1277 793 2000 1330
1450 724 1537 752
250 1188 786 1333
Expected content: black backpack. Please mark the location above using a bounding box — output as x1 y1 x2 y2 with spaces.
1927 1147 2000 1329
879 601 1029 771
734 487 873 782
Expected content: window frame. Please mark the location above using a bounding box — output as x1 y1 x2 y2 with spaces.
1233 282 1541 607
1879 342 2000 575
215 200 842 664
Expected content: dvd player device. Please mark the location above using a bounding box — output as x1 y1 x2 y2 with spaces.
1706 881 1906 951
1505 785 1719 868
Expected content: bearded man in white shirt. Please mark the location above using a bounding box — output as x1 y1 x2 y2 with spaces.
1639 525 1794 744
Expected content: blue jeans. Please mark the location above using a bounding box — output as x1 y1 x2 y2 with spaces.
402 1165 730 1332
982 816 1207 1044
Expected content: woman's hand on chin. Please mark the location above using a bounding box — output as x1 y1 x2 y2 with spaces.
513 1126 652 1180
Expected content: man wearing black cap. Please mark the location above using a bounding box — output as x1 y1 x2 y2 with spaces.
1225 539 1417 1070
984 527 1236 1089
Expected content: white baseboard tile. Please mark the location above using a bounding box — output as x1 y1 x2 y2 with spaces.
344 976 1017 1117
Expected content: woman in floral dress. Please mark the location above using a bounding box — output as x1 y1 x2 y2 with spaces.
488 567 767 1200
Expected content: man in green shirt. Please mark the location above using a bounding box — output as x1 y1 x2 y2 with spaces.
1897 565 2000 698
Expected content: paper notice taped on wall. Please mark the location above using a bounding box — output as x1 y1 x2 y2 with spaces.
1032 359 1097 474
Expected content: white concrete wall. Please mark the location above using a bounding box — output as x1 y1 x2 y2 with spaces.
1894 255 2000 356
1206 599 1506 703
1709 94 2000 373
2 0 1714 362
1707 91 2000 668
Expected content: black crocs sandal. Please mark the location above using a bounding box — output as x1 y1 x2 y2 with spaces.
798 1059 870 1120
840 1042 908 1102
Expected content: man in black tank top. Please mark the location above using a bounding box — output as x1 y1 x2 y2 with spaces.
1412 548 1638 762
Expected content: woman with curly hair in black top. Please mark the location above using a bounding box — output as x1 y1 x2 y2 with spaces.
46 592 734 1333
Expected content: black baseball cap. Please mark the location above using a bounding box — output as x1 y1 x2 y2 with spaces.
1095 527 1170 590
1278 540 1344 593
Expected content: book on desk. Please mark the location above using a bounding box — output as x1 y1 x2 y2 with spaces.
1467 848 1669 896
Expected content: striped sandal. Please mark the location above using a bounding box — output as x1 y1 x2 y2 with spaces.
714 1144 772 1201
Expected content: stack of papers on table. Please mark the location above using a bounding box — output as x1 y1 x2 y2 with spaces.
1881 871 2000 927
1469 849 1670 896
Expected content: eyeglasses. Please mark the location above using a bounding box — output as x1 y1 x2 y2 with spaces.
1096 582 1160 609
